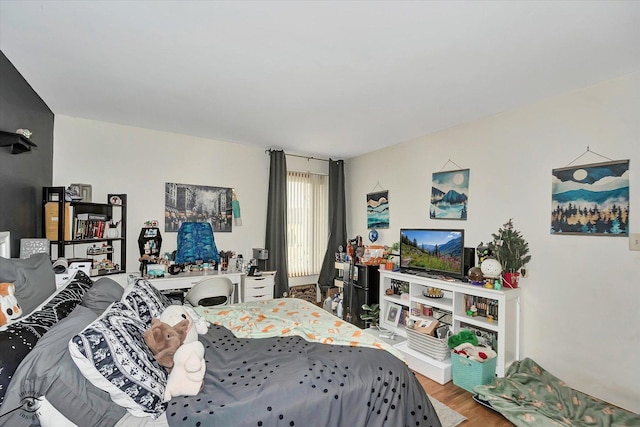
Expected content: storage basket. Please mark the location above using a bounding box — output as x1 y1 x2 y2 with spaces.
405 327 450 361
451 352 497 393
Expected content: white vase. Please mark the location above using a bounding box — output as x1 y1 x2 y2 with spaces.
107 227 119 238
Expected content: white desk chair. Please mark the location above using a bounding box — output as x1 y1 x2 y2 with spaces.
185 277 234 307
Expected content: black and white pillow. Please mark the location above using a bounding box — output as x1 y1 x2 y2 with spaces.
0 271 93 405
69 301 168 418
121 278 171 326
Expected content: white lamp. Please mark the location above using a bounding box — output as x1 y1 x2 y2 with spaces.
480 258 502 279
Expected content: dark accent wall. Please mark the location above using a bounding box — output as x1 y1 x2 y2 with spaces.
0 51 54 257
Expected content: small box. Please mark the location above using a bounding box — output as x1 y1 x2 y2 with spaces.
414 319 439 336
68 258 92 276
252 248 269 260
327 287 339 299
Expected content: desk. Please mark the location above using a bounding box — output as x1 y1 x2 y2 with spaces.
146 270 244 303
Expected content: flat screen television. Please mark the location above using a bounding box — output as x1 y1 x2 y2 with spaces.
400 228 464 278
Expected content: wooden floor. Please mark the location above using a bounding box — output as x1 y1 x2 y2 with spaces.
414 372 514 426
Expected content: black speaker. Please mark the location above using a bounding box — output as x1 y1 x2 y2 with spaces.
463 247 476 277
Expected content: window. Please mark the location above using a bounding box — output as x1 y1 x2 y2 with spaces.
287 171 328 277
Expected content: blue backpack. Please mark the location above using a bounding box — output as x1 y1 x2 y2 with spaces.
175 222 220 264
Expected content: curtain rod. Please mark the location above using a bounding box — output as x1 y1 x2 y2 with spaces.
266 149 330 162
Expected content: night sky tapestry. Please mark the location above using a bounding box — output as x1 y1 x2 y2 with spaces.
551 160 629 236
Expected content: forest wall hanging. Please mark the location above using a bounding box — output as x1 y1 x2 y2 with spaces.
551 160 629 236
165 182 233 233
430 168 469 220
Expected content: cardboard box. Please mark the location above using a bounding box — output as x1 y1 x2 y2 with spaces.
44 202 72 241
327 287 340 299
414 319 440 336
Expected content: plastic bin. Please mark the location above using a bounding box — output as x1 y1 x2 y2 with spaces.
451 352 497 393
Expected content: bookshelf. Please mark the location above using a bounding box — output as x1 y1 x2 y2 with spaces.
42 186 127 277
378 270 521 383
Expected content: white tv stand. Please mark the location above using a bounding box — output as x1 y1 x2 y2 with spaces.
378 270 521 384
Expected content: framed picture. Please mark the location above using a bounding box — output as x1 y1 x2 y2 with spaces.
165 182 233 233
430 169 469 220
551 160 629 236
69 183 92 202
383 303 402 329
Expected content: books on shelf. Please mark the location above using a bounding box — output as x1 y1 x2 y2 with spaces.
463 295 499 320
74 218 108 239
45 202 113 241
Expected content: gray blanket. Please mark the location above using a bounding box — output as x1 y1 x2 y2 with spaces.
166 324 441 427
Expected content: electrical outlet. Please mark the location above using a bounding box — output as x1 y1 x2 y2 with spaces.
630 233 640 251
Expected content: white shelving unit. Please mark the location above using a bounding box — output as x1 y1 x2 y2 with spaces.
378 270 521 384
334 261 349 289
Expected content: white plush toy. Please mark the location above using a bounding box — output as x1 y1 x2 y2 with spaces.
163 340 206 401
159 305 209 401
160 305 209 344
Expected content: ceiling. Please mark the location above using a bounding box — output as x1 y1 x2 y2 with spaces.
1 1 639 159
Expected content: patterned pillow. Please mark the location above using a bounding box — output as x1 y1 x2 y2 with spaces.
121 278 171 326
0 271 93 405
69 301 168 418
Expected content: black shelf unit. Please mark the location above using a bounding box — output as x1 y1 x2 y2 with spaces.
0 130 38 154
42 187 127 277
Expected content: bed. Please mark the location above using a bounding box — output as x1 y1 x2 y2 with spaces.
0 255 441 427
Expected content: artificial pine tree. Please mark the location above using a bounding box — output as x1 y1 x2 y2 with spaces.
488 218 532 274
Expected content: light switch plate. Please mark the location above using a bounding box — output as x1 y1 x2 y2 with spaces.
630 233 640 251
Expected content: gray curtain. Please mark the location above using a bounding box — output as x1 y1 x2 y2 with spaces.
265 150 290 298
317 159 347 294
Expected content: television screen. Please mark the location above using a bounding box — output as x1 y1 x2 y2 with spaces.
400 228 464 278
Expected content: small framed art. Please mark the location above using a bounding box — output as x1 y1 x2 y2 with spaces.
383 303 402 329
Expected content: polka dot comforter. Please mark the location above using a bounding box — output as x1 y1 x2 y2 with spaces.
164 299 441 427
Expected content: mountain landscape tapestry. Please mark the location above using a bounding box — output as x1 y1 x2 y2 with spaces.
551 160 629 236
430 169 469 220
367 190 389 229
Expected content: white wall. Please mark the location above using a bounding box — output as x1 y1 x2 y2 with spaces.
346 72 640 412
53 116 270 271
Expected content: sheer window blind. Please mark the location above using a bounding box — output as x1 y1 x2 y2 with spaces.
287 171 328 277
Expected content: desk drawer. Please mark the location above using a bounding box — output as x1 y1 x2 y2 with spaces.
245 276 275 289
244 293 274 302
244 284 274 298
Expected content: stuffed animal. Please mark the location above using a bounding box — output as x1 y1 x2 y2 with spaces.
155 305 208 400
0 282 22 326
160 305 209 344
144 318 189 371
163 340 206 402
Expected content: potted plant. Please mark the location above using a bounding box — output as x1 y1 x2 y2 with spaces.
487 218 531 288
360 303 380 329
